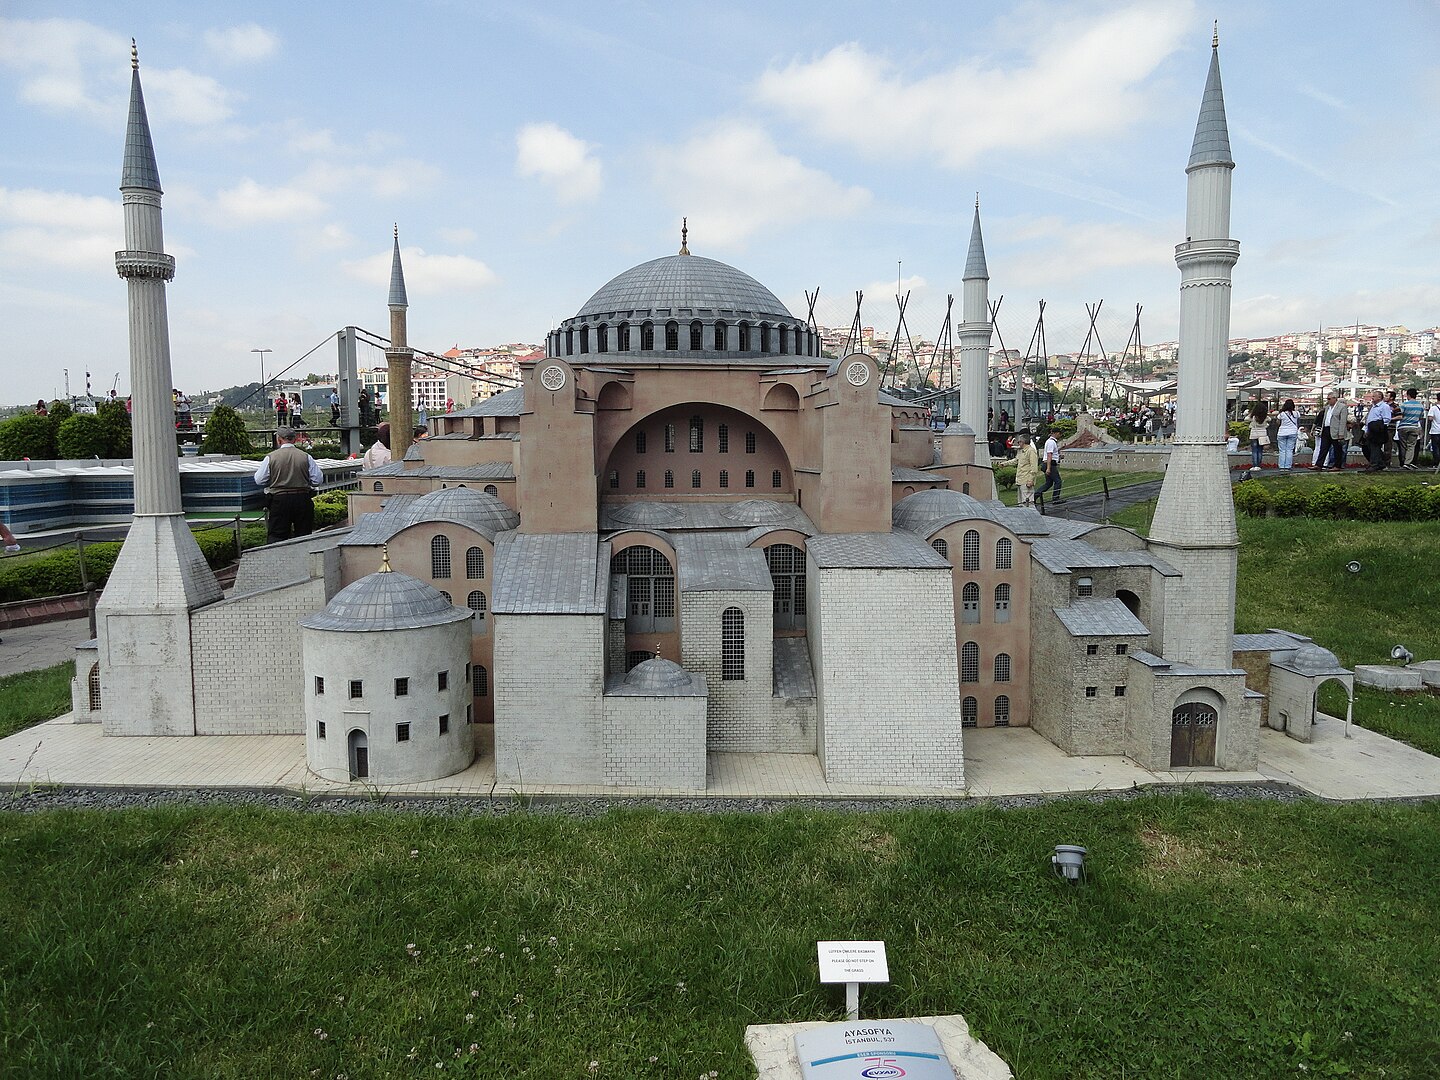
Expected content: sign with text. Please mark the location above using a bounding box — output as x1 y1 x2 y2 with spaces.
817 940 889 984
795 1021 952 1079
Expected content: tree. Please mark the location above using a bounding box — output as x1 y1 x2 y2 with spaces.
200 404 252 455
0 413 59 459
48 400 74 425
96 399 132 457
57 414 109 459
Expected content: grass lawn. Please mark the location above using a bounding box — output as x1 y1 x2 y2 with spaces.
996 468 1163 507
2 796 1439 1079
0 661 73 740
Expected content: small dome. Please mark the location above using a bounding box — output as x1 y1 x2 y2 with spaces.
723 499 791 525
302 571 473 632
624 657 692 690
941 421 975 436
1288 643 1343 675
611 502 685 526
407 486 520 534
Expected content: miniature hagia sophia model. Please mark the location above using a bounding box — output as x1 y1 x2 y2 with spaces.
72 40 1354 791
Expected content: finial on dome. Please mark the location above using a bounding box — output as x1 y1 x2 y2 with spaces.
1213 20 1219 48
131 39 139 69
975 192 980 210
380 544 392 573
655 643 662 658
393 222 398 240
679 217 690 256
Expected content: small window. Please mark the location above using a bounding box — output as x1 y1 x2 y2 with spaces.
994 583 1011 624
962 696 978 728
618 322 630 350
714 322 727 350
373 481 383 492
995 537 1013 570
1085 686 1098 698
1087 643 1100 655
396 722 411 742
721 607 746 680
349 679 363 700
564 329 573 355
745 431 757 454
719 469 729 489
689 416 704 453
932 538 949 560
438 671 449 691
1116 643 1128 655
474 666 489 697
395 677 409 697
465 662 471 683
1115 685 1127 696
962 530 981 571
691 470 702 488
439 714 450 734
608 471 619 489
641 321 655 350
484 484 499 497
635 431 647 454
961 642 979 683
690 320 703 350
466 547 485 579
467 703 473 724
597 323 608 353
664 424 676 452
314 676 325 695
636 470 646 489
718 424 729 453
739 322 751 351
745 470 755 488
962 482 970 494
431 535 451 579
317 720 326 738
665 321 679 350
439 591 451 603
771 469 782 488
994 653 1011 682
962 582 980 624
664 469 674 489
578 327 589 354
1077 576 1094 597
994 695 1011 727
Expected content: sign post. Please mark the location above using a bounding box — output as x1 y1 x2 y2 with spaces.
817 940 889 1021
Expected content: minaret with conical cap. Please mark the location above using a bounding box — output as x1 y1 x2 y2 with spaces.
957 197 997 496
386 226 415 460
97 42 222 736
1147 30 1240 669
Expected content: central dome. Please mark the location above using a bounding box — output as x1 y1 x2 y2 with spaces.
575 254 792 321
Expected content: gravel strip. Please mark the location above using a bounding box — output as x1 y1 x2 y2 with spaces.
0 780 1371 818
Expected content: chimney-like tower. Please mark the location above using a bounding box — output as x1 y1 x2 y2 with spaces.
386 226 415 459
97 42 223 736
1147 34 1240 670
1314 323 1324 390
957 198 996 496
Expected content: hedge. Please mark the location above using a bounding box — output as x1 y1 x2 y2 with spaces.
1234 481 1440 521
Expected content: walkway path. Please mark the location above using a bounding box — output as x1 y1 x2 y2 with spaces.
0 616 90 678
1043 478 1163 525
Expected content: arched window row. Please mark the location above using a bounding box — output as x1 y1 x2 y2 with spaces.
551 319 823 358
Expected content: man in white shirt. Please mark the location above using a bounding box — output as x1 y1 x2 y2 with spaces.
1427 391 1440 471
1363 392 1392 472
1316 392 1348 470
1035 430 1062 510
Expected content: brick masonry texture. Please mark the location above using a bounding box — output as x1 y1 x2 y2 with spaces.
602 693 706 790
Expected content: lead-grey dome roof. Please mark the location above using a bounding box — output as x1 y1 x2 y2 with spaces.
343 486 520 547
573 255 792 321
624 657 692 690
302 570 474 632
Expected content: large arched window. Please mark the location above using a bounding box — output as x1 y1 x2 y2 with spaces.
766 544 807 631
640 321 655 350
690 320 703 351
722 607 745 680
467 590 487 632
994 583 1011 624
597 323 608 353
962 582 980 624
738 321 751 351
759 323 771 353
431 535 451 579
962 530 981 571
610 546 676 633
995 537 1013 570
618 322 631 350
718 424 729 453
689 416 703 452
665 321 679 351
932 538 949 561
474 665 488 698
578 326 589 354
994 653 1011 682
466 546 485 579
714 321 727 350
994 695 1011 726
961 641 979 682
962 696 978 728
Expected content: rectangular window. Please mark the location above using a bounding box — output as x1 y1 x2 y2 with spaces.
1086 643 1099 656
608 471 619 489
316 721 326 739
1115 643 1128 655
394 677 409 697
691 470 701 488
744 470 755 488
721 608 746 680
1077 577 1094 597
439 714 450 734
664 470 674 488
636 470 646 489
396 722 411 742
664 424 676 452
1085 686 1098 698
349 679 363 699
689 417 703 453
465 662 471 683
438 671 449 691
314 676 325 695
772 470 782 488
1114 686 1127 697
466 704 473 724
719 470 729 489
718 424 729 453
744 431 757 454
635 431 646 454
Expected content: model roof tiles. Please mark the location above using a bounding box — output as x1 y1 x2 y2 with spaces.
1052 599 1150 637
1030 538 1180 576
806 531 949 569
1188 47 1234 169
342 486 519 546
572 254 792 321
302 570 473 632
673 534 772 592
599 500 816 535
448 387 525 417
492 533 608 614
121 68 162 192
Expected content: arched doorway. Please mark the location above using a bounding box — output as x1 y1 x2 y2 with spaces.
1116 589 1140 616
1170 702 1217 767
764 544 806 632
348 729 369 781
610 545 676 636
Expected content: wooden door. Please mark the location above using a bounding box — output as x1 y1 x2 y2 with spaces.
1170 703 1218 767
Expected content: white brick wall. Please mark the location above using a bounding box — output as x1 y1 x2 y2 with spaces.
602 694 706 790
809 563 964 788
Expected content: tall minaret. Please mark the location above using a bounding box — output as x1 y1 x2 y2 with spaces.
97 42 222 736
1349 328 1360 397
386 226 415 459
1147 30 1240 670
958 197 996 496
1313 323 1324 390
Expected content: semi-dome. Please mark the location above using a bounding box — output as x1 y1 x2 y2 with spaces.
302 570 474 632
548 247 820 364
1284 643 1345 676
723 499 792 525
344 486 520 547
611 501 685 526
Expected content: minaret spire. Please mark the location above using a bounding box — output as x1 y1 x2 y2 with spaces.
679 217 690 256
386 226 415 459
957 198 995 495
388 224 408 309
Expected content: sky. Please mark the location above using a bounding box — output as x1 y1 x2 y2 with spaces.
2 0 1437 404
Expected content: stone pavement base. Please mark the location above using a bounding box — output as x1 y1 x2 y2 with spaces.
746 1015 1012 1079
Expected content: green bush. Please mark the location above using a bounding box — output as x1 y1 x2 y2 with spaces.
201 404 253 456
96 399 132 457
1046 419 1077 440
1233 482 1271 517
1270 486 1309 517
0 413 58 459
1228 421 1250 442
56 414 109 459
1232 480 1439 522
993 464 1017 490
1305 484 1351 519
313 492 349 528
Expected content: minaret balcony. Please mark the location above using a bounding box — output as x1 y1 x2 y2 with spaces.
114 250 176 281
1174 238 1240 262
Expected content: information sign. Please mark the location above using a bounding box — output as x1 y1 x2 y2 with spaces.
817 941 889 984
795 1021 953 1080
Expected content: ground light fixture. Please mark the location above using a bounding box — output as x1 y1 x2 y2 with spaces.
1345 561 1362 574
1391 645 1413 666
1051 844 1088 884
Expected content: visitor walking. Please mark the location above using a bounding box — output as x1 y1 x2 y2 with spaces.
329 389 341 425
254 426 322 544
1363 391 1391 472
1034 429 1062 510
1274 399 1300 470
1248 401 1269 468
1013 431 1039 508
1428 392 1440 469
1315 392 1348 470
1397 388 1424 469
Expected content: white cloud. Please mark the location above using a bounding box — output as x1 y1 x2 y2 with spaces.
999 214 1172 287
143 67 235 126
753 0 1193 167
342 246 497 293
203 24 279 64
438 226 479 245
651 123 871 248
0 187 124 270
211 179 328 224
515 122 602 204
0 17 127 117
